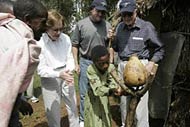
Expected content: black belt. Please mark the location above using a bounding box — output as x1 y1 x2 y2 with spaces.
120 57 130 61
121 56 147 61
81 55 91 60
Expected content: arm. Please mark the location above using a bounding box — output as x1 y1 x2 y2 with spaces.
109 48 114 64
72 45 80 74
64 36 75 85
0 13 15 20
37 50 60 78
145 23 164 74
71 24 80 74
37 47 74 84
148 22 164 63
65 36 75 71
87 65 118 97
107 23 115 63
111 23 122 53
37 35 68 78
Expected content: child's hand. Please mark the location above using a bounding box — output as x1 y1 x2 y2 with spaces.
114 86 122 96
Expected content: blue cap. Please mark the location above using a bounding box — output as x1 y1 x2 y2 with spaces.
91 0 107 11
119 0 136 13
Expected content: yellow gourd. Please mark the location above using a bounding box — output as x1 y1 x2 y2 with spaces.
123 55 148 87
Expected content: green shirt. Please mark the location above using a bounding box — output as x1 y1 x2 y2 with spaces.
84 64 118 127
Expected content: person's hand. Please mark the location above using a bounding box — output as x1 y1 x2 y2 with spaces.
114 86 123 96
59 70 74 84
19 100 33 116
74 64 80 75
145 61 155 76
107 28 115 41
7 13 15 18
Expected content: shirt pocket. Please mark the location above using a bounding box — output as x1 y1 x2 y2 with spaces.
128 39 144 52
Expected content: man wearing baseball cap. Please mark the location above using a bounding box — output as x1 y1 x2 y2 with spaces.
71 0 113 127
111 0 164 127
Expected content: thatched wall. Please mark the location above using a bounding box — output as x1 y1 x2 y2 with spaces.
138 0 190 74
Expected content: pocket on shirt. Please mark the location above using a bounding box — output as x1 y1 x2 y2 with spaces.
128 39 144 52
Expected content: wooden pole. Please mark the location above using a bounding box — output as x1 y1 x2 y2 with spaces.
110 63 158 127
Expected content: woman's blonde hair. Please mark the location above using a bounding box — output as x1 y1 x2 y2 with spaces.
46 9 64 28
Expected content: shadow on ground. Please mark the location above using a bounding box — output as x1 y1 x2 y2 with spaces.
34 87 42 98
34 116 69 127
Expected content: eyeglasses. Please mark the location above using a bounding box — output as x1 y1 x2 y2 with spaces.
121 12 134 17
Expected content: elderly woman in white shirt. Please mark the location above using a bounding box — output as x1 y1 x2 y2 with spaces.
37 9 79 127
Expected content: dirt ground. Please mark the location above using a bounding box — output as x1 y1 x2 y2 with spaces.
20 93 122 127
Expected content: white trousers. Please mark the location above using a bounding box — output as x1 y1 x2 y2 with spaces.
119 60 149 127
26 76 34 98
41 77 79 127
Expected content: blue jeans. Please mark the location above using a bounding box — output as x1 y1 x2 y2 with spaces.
79 57 93 122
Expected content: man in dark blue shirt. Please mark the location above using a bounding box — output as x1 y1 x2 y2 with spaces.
112 0 164 126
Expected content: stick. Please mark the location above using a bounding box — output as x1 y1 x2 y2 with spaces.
125 63 158 127
110 68 136 96
108 10 121 48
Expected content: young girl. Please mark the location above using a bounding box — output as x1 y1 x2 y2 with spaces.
84 45 121 127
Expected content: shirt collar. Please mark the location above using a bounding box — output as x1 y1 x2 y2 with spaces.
43 33 62 43
135 17 142 28
122 17 141 30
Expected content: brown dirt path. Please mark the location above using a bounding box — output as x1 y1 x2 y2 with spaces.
20 94 122 127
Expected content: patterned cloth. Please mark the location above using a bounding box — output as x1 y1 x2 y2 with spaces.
84 64 118 127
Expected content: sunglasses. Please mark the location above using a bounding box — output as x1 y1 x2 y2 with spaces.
121 12 134 17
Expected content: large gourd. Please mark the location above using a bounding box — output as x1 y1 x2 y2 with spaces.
123 55 148 87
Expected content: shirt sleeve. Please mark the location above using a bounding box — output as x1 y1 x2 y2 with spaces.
112 23 121 52
87 65 118 97
37 50 60 78
147 22 165 62
107 64 119 89
65 35 75 71
37 39 60 78
71 23 80 46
